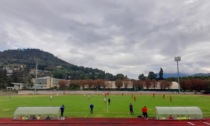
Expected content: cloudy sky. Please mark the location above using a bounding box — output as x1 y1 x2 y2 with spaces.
0 0 210 79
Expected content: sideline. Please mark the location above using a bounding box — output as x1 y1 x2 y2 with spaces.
1 118 210 126
204 122 210 126
187 122 195 125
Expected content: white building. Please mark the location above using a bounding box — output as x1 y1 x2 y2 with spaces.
11 83 25 90
34 76 61 89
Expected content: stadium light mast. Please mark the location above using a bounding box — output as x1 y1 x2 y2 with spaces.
174 56 181 94
35 62 38 94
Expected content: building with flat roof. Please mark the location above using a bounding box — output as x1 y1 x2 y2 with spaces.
34 76 61 89
11 83 25 90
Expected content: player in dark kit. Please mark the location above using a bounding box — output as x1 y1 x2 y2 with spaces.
108 98 111 105
60 105 65 117
90 104 94 113
129 103 134 115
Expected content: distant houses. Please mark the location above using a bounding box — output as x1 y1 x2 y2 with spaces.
3 64 26 76
31 76 179 90
2 64 179 91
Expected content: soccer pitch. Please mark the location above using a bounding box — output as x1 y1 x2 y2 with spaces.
0 94 210 118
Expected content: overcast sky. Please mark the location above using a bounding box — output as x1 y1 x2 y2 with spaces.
0 0 210 79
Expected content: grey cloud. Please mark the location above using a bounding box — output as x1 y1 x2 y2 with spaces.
1 0 210 79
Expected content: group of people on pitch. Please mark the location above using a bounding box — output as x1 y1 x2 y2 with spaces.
129 103 148 119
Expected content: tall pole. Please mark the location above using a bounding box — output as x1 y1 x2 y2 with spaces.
177 60 180 93
35 62 38 83
174 57 181 94
35 62 38 94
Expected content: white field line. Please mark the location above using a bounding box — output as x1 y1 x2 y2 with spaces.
187 122 195 125
204 122 210 126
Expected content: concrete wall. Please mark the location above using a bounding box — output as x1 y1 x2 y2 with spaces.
18 90 195 95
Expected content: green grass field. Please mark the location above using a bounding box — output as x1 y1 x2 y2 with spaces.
0 94 210 118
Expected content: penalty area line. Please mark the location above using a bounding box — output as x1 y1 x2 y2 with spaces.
204 122 210 126
187 122 195 125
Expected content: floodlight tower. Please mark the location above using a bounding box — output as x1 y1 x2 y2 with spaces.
34 62 38 94
174 56 181 93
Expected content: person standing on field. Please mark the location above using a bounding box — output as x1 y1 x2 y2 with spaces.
108 98 111 105
90 104 94 113
60 105 65 117
129 103 134 115
142 106 148 119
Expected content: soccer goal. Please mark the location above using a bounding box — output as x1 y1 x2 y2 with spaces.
13 107 61 120
155 106 203 120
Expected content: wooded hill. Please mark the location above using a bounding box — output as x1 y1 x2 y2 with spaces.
0 49 116 80
0 49 72 68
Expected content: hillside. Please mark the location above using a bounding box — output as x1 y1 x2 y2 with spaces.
0 49 72 69
0 49 115 80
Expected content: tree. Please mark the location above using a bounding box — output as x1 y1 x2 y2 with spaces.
159 80 171 90
191 79 200 91
79 80 86 90
93 79 104 90
151 79 157 89
132 80 143 90
123 76 129 89
99 79 106 89
22 75 33 89
86 80 93 89
69 80 80 90
147 71 157 80
207 80 210 90
11 70 22 82
115 80 123 90
138 74 146 80
180 80 192 91
144 79 152 89
158 68 164 80
115 74 125 80
199 79 208 91
0 69 8 89
105 73 115 81
59 80 67 90
97 72 105 79
191 79 209 92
